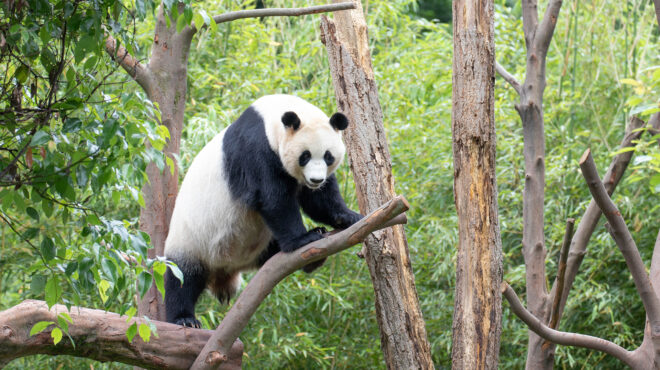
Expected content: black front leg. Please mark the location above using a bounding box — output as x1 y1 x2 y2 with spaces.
259 193 323 253
298 174 363 229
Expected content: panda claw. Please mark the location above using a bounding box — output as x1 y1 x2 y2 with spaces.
174 317 202 328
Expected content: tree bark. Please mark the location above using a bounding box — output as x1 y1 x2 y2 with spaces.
0 300 242 369
450 1 502 368
320 1 433 368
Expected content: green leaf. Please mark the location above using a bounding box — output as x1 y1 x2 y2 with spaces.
26 206 39 221
98 279 111 303
153 270 165 298
167 262 184 285
41 237 56 261
86 214 102 226
176 13 187 33
57 315 69 333
51 327 63 345
126 322 138 343
125 307 137 322
193 12 204 30
101 257 118 282
137 271 152 298
45 276 61 308
138 323 151 342
166 156 175 175
15 65 29 83
153 260 167 276
31 131 50 146
31 274 46 294
30 321 54 336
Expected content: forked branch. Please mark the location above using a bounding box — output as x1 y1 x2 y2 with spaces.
579 149 660 325
502 282 640 367
190 196 410 370
104 35 154 96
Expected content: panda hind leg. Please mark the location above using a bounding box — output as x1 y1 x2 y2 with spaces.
208 269 242 304
165 257 208 328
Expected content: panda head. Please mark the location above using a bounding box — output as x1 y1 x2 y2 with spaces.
279 111 349 190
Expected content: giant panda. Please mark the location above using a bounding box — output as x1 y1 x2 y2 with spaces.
163 94 363 328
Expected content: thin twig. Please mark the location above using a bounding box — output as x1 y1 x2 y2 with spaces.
502 282 639 367
547 218 574 332
579 149 660 325
190 196 409 370
495 62 522 95
212 3 355 25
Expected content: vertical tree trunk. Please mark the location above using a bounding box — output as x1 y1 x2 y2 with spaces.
137 4 194 321
450 0 502 369
320 1 433 368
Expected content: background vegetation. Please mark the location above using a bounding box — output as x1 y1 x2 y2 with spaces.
1 0 658 368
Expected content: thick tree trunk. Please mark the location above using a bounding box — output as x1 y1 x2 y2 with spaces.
320 1 433 368
137 4 193 321
0 300 242 369
450 1 502 368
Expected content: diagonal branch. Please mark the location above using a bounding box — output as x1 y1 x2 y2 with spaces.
550 116 648 328
579 149 660 325
104 35 154 97
496 61 522 95
536 0 563 53
547 218 574 332
502 282 640 368
190 196 409 370
212 3 355 25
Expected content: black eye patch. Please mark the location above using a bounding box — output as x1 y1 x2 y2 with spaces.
324 151 335 166
299 150 311 167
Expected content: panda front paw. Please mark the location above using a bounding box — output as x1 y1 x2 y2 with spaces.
280 229 325 252
336 212 363 229
174 317 202 328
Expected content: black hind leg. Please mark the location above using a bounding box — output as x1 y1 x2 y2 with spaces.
165 257 208 328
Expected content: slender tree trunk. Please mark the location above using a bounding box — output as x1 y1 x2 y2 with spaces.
320 1 433 368
137 4 193 321
450 0 502 368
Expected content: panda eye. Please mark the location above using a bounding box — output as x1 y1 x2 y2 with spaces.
299 150 311 167
324 151 335 166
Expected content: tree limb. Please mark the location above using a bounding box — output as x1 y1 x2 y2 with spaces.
0 300 243 369
653 0 660 31
212 3 355 25
536 0 563 53
547 218 573 333
521 0 539 47
502 282 640 368
550 115 648 328
496 61 522 95
190 196 409 370
579 149 660 325
104 35 154 96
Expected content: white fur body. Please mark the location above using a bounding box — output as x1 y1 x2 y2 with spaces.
164 130 272 272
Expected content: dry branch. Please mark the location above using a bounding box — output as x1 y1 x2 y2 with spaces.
501 282 640 368
536 0 563 53
190 196 409 370
212 2 355 25
547 218 574 333
0 300 242 369
496 61 521 95
104 35 153 95
551 116 648 326
579 149 660 325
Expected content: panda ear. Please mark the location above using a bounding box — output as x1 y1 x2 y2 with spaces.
329 113 349 131
281 111 301 131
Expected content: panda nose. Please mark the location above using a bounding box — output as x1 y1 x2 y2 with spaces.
310 178 324 184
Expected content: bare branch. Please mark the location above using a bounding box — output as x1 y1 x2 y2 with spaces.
536 0 563 53
653 0 660 31
0 300 242 369
496 62 522 95
579 149 660 325
547 218 574 333
190 196 409 370
521 0 539 47
212 3 355 25
104 35 154 96
550 116 648 327
502 282 640 368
